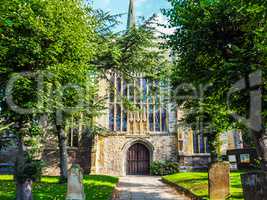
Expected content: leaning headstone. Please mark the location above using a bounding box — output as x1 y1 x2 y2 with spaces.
241 171 267 200
66 164 85 200
208 162 230 200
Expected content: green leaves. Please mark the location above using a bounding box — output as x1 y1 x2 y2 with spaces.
0 0 170 140
165 0 267 146
4 19 13 27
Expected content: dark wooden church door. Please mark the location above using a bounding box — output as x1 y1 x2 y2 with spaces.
127 143 150 175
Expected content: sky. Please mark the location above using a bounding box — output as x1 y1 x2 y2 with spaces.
91 0 170 31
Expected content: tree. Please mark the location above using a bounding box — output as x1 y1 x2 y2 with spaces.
1 1 169 195
0 121 12 133
42 10 168 182
0 0 101 197
164 0 267 168
0 121 13 150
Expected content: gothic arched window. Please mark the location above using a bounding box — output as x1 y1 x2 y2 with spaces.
108 74 169 134
193 130 210 154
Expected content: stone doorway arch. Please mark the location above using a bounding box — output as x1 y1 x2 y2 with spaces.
122 139 154 176
127 143 150 175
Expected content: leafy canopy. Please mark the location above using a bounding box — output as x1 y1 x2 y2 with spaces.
164 0 267 132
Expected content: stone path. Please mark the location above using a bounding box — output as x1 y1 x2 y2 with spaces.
113 176 190 200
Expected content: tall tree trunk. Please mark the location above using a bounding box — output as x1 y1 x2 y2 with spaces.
207 132 219 163
56 125 68 183
15 134 25 200
251 129 267 171
245 73 267 171
15 133 33 200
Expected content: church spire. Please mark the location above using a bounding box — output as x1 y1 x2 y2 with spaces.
127 0 136 29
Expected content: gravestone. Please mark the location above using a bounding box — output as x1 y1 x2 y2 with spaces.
208 162 230 200
22 179 33 200
66 164 85 200
241 171 267 200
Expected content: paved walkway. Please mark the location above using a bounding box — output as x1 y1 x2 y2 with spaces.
113 176 190 200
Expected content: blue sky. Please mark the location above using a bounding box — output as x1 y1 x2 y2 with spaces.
91 0 170 31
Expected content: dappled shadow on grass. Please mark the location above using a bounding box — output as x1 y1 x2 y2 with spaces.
0 175 118 200
169 175 209 198
164 172 244 200
230 173 244 200
230 193 244 200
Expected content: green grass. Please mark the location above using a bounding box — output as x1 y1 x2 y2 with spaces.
0 175 118 200
163 172 244 200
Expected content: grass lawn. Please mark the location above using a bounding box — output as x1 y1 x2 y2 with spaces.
163 172 243 200
0 175 118 200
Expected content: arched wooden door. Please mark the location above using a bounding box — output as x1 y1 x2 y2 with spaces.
127 143 150 175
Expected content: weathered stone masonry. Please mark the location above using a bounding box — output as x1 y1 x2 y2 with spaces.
91 134 178 176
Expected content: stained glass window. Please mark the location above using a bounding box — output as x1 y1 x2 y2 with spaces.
129 82 134 102
193 130 210 154
116 104 121 131
206 138 210 153
161 108 167 131
155 80 160 104
110 76 114 102
108 75 169 133
148 80 153 104
142 78 147 102
123 111 127 131
123 80 128 97
199 132 205 153
155 104 160 132
68 128 79 147
193 131 199 153
109 75 127 132
136 78 141 103
117 77 121 97
109 104 114 131
149 104 154 131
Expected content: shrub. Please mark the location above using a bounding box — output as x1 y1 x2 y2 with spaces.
150 160 179 176
23 159 44 182
15 154 45 183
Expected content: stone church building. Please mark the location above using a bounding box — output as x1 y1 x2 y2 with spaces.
67 0 242 176
0 0 243 177
83 0 179 176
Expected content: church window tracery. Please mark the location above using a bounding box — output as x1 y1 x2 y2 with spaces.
108 74 168 133
193 130 210 154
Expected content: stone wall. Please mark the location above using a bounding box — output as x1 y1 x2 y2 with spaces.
0 147 82 176
39 130 93 176
179 154 211 171
93 133 178 176
42 148 77 176
42 147 93 176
